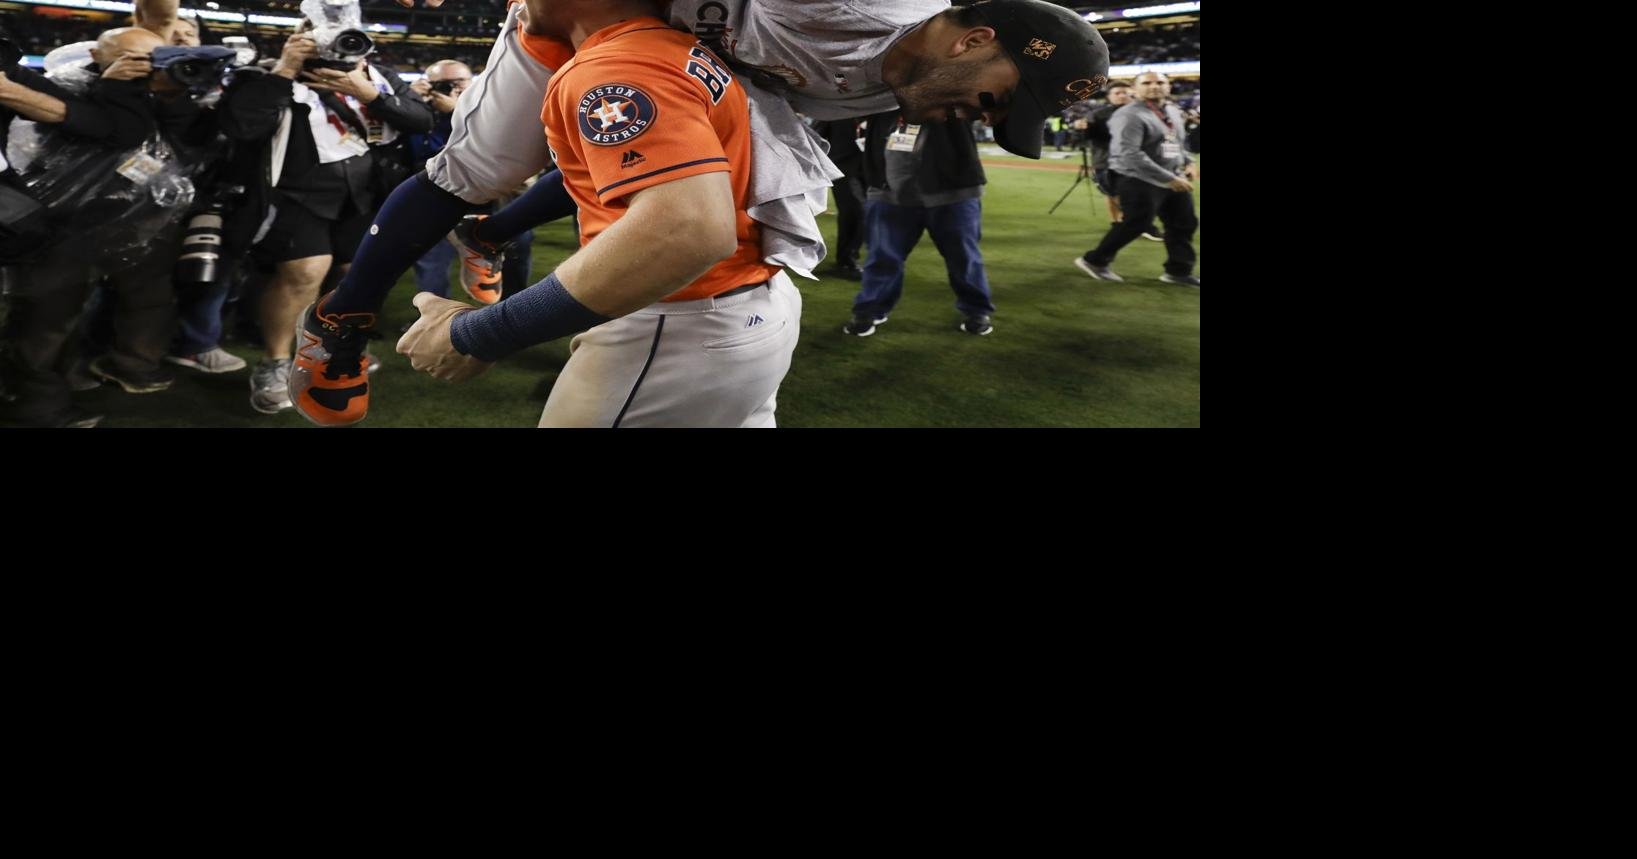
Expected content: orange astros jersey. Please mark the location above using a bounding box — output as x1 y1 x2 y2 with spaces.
541 17 780 302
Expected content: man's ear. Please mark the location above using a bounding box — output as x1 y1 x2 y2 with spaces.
949 26 998 58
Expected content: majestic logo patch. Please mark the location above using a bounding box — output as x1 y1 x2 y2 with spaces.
578 84 657 146
620 150 647 169
1024 38 1057 59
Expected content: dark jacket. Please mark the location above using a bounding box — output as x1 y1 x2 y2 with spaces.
218 63 431 196
1 70 155 153
860 110 985 195
813 118 862 176
217 63 432 241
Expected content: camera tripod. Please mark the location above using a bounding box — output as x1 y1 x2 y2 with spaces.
1047 145 1099 218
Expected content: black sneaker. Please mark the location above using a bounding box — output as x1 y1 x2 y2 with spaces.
1141 227 1166 242
959 314 993 336
843 313 886 337
1159 273 1201 288
833 261 863 281
89 357 174 394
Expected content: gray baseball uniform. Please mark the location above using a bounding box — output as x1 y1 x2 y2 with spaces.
668 0 950 120
424 2 557 203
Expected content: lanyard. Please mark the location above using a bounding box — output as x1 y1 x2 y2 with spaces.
1145 101 1174 132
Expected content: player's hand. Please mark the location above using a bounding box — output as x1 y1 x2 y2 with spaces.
397 292 492 382
101 50 154 81
302 66 379 102
1182 164 1199 182
1167 177 1194 193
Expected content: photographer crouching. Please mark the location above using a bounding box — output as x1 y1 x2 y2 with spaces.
217 4 432 415
0 26 226 428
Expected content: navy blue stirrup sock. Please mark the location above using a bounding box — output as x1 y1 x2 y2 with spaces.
472 170 576 245
324 173 476 316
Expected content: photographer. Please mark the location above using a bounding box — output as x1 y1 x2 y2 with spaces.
1 26 223 427
402 60 471 305
217 21 432 415
407 59 469 133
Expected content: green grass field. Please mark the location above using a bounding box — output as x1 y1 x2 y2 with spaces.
33 147 1199 428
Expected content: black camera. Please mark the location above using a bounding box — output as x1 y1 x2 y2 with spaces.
1 36 22 75
175 184 246 287
305 27 374 71
429 79 459 96
151 45 238 94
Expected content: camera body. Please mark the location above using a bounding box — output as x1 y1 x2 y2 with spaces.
304 27 374 71
151 45 238 94
300 0 374 71
429 79 458 96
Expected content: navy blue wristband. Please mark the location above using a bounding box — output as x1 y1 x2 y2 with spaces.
449 272 611 362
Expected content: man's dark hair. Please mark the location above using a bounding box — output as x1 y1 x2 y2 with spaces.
943 4 989 28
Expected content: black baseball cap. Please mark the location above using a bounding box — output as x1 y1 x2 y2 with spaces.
967 0 1111 159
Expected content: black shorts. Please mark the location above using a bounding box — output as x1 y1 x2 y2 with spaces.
251 195 372 266
1094 168 1121 197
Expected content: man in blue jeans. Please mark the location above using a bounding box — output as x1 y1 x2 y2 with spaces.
844 111 994 337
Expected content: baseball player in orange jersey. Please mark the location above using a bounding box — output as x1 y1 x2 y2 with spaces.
396 0 801 427
312 0 1108 426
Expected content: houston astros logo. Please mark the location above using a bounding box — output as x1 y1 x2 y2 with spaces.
579 83 658 146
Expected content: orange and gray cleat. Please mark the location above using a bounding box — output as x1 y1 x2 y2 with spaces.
290 298 379 427
447 214 506 305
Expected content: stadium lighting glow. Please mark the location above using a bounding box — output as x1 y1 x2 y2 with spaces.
1122 3 1201 18
247 14 304 26
1083 12 1104 22
8 0 138 11
1109 61 1200 76
4 2 353 29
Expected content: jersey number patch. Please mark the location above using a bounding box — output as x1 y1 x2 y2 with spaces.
685 46 733 105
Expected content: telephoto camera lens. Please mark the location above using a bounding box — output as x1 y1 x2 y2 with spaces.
333 29 373 59
167 60 207 90
175 204 227 286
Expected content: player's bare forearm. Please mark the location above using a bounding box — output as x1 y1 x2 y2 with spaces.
133 0 179 40
553 172 740 317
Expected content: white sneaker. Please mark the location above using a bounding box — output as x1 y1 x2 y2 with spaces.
166 347 248 374
250 358 293 414
1074 257 1124 282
